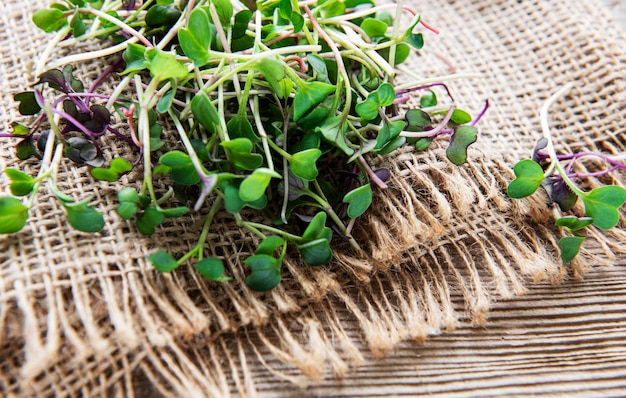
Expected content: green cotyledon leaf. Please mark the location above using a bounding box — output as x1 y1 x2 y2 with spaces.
581 185 626 230
507 159 545 199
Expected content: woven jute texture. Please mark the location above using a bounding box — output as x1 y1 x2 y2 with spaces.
1 0 626 396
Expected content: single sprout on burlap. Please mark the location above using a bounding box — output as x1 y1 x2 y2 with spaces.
507 84 626 263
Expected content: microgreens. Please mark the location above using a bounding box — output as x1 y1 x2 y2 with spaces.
507 84 626 263
2 0 486 291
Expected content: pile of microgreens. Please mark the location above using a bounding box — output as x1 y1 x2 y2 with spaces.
0 0 620 291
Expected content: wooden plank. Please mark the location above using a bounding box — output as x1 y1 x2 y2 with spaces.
240 263 626 397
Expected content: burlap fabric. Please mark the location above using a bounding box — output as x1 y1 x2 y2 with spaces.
1 0 625 396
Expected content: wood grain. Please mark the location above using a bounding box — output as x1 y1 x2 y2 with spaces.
242 262 626 397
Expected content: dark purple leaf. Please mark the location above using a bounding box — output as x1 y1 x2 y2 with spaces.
532 137 549 163
36 69 68 93
547 179 578 211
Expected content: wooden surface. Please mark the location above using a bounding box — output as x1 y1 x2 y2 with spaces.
251 262 626 397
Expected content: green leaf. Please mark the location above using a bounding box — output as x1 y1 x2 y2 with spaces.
4 168 35 196
319 0 345 18
109 158 133 173
291 12 304 33
450 109 472 125
405 32 424 49
558 236 586 263
145 4 181 28
16 138 39 161
378 42 410 65
156 89 175 113
121 43 147 74
213 0 234 26
90 168 118 182
11 123 30 136
307 54 330 84
297 238 332 266
375 120 405 150
239 168 281 202
420 90 437 108
90 158 132 182
195 257 230 281
64 201 105 233
244 254 281 292
0 197 29 234
136 207 165 235
233 10 253 39
158 206 189 218
256 235 286 256
117 202 138 220
355 83 395 121
14 92 41 115
302 211 331 242
150 123 165 151
147 250 180 272
192 91 220 132
290 149 322 181
33 8 67 33
118 187 140 204
227 113 259 141
279 0 292 18
581 185 626 230
70 12 87 37
414 137 433 151
555 216 594 232
221 138 264 170
446 125 478 165
222 181 245 213
178 8 212 66
343 183 373 219
405 109 431 130
256 58 287 98
360 18 388 38
159 151 201 185
293 81 336 121
376 136 406 156
507 159 545 199
145 48 189 81
316 115 354 156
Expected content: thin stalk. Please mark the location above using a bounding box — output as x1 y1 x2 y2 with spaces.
35 26 72 76
539 83 586 197
387 0 404 71
304 5 353 123
78 8 152 47
310 180 363 254
251 96 275 172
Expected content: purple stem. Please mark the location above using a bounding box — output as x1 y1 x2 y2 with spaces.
358 155 387 189
50 108 99 140
107 126 137 146
567 166 621 180
536 150 626 171
470 99 489 127
88 57 123 95
396 82 454 102
53 94 91 115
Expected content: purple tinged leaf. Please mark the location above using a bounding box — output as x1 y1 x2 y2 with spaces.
373 168 391 184
532 137 549 163
37 69 69 93
547 179 577 211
